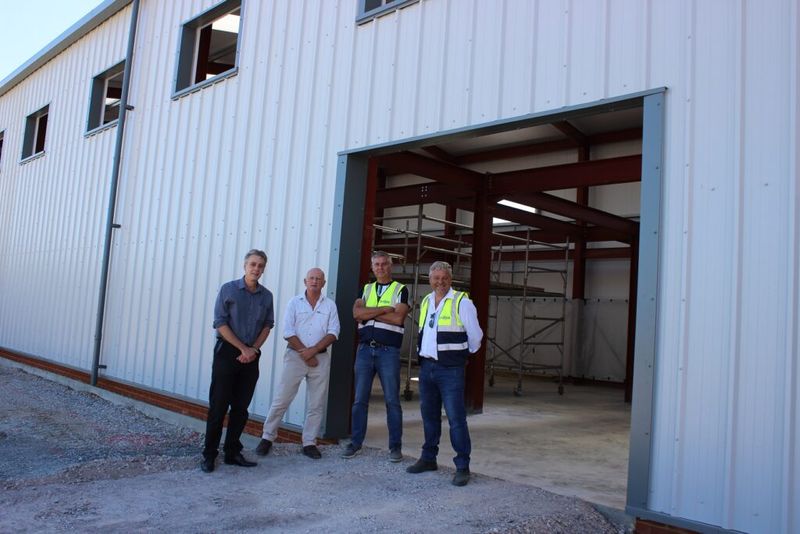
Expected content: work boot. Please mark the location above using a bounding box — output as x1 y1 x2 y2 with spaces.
452 469 470 486
406 459 437 473
340 443 362 459
303 445 322 459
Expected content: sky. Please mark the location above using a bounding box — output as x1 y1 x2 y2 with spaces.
0 0 106 82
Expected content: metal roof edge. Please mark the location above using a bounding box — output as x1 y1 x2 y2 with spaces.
0 0 133 98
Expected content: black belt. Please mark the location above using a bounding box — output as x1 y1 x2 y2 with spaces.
361 340 395 349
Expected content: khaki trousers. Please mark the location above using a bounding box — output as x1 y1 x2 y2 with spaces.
261 348 331 446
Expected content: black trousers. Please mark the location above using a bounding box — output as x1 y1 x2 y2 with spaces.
203 339 260 460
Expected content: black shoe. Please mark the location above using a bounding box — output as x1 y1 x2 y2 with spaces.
302 445 322 459
406 459 438 474
255 438 273 456
224 452 257 467
452 469 470 486
200 457 215 473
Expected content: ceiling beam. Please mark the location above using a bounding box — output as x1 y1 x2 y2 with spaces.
490 155 642 195
508 192 639 236
552 121 588 146
375 151 483 189
421 145 458 164
449 197 584 238
375 182 473 209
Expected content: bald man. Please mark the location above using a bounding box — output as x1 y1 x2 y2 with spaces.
255 268 340 459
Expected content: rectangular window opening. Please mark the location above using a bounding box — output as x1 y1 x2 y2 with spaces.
87 61 125 132
22 105 49 160
176 0 241 93
357 0 418 23
0 131 5 168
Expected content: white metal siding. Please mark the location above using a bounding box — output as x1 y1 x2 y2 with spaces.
0 1 797 531
0 6 131 369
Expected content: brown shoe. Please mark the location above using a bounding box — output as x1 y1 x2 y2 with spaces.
255 438 273 456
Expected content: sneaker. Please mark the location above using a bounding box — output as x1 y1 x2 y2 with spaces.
452 469 470 486
340 443 362 459
303 445 322 459
255 438 273 456
406 459 438 473
389 448 403 463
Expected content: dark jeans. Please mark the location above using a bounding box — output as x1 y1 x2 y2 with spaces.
418 357 471 470
350 343 402 450
203 339 260 460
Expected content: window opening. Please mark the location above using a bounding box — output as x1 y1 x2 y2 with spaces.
22 106 49 159
87 62 125 132
176 1 241 92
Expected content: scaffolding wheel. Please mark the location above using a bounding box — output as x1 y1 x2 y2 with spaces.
513 387 522 397
489 375 495 387
558 385 564 395
403 388 413 401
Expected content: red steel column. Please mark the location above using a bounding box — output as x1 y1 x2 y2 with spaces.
359 158 379 285
466 181 491 413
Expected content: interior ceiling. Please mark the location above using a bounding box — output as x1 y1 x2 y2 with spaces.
425 107 642 158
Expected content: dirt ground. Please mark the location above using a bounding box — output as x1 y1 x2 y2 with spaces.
0 364 625 533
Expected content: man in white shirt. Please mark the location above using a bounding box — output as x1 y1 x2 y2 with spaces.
254 268 340 459
406 261 483 486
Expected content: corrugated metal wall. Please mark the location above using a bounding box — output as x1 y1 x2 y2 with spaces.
0 1 797 531
0 6 131 369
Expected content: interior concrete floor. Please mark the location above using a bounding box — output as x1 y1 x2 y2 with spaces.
361 368 631 510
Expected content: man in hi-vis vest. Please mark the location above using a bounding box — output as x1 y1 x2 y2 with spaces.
406 261 483 486
342 251 410 462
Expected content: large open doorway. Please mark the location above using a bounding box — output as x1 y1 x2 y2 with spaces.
327 91 663 511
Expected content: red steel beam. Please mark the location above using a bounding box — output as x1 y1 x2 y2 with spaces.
421 145 458 164
376 151 483 189
552 121 589 146
490 155 642 195
375 182 473 209
509 192 639 236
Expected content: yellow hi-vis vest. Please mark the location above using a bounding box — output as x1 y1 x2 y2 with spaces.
357 281 406 347
418 291 469 366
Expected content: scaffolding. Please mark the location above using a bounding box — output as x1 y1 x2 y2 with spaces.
486 234 570 396
370 205 570 399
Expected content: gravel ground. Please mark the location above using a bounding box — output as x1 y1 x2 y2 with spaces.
0 365 625 533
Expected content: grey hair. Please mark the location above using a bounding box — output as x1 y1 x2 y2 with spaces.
244 249 268 263
428 261 452 277
371 250 392 264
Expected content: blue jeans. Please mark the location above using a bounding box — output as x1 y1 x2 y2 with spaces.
350 343 403 450
418 358 470 470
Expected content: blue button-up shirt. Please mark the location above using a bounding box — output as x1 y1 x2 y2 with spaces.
213 277 275 346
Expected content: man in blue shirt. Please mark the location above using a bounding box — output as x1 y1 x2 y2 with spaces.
201 249 274 473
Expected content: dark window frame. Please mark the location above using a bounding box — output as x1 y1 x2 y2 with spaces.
0 130 5 169
86 61 126 134
21 105 50 161
356 0 420 24
173 0 243 98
